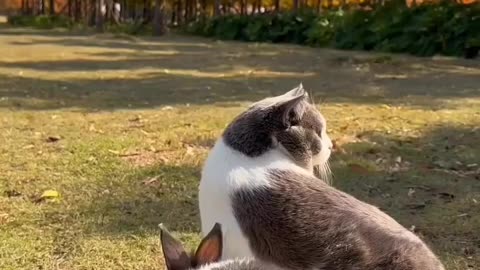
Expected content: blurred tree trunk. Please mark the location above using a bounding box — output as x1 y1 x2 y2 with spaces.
293 0 299 10
274 0 280 12
96 0 104 32
153 0 167 35
40 0 45 14
48 0 55 14
213 0 220 16
67 0 72 18
240 0 246 14
89 0 96 25
74 0 80 21
176 0 183 24
199 0 206 18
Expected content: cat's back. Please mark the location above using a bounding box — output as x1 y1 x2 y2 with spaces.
230 169 444 270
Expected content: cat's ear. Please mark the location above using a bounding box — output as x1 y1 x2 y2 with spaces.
273 88 307 129
160 224 191 270
194 223 223 266
284 83 305 97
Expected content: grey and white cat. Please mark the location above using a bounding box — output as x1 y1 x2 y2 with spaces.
160 223 285 270
199 85 445 269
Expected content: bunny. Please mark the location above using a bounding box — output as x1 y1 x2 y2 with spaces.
199 84 445 269
160 223 285 270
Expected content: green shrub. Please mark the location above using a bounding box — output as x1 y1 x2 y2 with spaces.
8 15 73 29
184 1 479 58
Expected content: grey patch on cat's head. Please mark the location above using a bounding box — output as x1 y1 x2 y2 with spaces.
231 169 445 270
223 84 333 182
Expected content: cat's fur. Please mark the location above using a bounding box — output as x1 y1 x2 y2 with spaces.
160 223 285 270
199 85 444 269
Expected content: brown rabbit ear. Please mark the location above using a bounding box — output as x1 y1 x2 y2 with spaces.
160 224 191 270
194 223 223 266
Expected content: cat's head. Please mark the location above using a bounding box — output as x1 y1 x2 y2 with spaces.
223 84 332 182
160 223 223 270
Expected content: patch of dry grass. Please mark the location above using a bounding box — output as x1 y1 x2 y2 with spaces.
0 27 479 270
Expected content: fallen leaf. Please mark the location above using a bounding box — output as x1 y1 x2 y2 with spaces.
463 247 475 256
4 190 22 197
161 106 173 111
406 202 426 210
46 136 61 143
41 190 60 199
36 189 61 203
186 146 195 156
129 115 142 122
142 176 159 185
23 144 35 149
437 192 455 202
108 149 120 155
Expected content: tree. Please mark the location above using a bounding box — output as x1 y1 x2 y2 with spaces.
49 0 55 14
153 0 167 35
213 0 220 16
96 0 104 32
274 0 281 11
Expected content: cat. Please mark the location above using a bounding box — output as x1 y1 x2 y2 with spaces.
198 84 445 269
160 223 285 270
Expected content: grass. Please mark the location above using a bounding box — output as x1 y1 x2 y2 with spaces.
0 26 479 270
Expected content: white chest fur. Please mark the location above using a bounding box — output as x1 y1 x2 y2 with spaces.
199 138 307 260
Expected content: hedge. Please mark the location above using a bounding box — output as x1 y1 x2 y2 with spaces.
184 1 480 58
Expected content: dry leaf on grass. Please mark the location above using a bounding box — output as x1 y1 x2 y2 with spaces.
35 189 61 203
46 136 61 143
5 190 22 197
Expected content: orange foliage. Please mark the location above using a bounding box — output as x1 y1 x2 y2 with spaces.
406 0 478 7
0 0 69 14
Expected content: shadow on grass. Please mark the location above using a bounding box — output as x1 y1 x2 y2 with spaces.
0 28 479 111
74 163 202 237
331 124 480 268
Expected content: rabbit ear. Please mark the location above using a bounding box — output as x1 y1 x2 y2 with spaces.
160 224 191 270
194 223 223 266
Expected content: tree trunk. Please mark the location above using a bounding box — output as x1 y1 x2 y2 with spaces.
67 0 72 18
176 0 182 24
96 0 104 32
48 0 55 14
274 0 280 12
89 0 96 25
153 0 167 35
293 0 299 10
240 0 245 14
213 0 220 16
40 0 45 14
184 0 189 22
74 0 80 21
199 0 206 18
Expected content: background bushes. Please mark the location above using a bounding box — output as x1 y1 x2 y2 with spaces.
184 1 480 58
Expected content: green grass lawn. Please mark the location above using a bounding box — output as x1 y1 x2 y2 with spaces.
0 27 479 270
